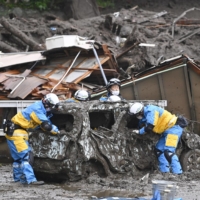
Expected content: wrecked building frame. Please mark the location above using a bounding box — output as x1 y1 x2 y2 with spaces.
0 36 119 101
92 55 200 134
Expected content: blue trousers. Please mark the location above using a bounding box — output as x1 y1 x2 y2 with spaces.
155 125 183 174
7 138 37 184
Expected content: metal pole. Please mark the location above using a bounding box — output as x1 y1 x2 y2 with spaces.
92 45 108 85
51 50 81 92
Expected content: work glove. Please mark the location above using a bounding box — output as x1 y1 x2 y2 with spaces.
58 130 66 135
131 129 140 135
50 124 60 135
99 97 108 102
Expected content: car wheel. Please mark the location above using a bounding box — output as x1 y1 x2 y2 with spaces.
180 149 200 171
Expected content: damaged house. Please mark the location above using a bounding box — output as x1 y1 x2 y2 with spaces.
0 35 118 100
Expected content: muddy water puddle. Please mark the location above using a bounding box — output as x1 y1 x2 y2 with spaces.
61 184 147 199
90 190 146 198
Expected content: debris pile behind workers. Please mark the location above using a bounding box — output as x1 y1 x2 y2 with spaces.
0 6 200 100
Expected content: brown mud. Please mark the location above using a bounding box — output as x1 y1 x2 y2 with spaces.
0 164 200 199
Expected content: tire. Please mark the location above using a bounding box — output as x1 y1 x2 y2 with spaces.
180 149 200 172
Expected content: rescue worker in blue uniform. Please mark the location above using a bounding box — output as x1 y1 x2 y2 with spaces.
4 93 60 185
128 102 187 174
99 78 124 102
65 89 91 102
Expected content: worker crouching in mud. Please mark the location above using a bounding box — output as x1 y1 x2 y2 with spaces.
4 93 60 185
128 102 188 175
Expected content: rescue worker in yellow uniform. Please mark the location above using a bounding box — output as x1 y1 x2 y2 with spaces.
5 93 60 185
128 103 187 174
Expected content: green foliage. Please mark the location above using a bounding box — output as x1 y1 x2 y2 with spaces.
32 0 51 11
96 0 114 8
0 0 56 11
0 0 115 11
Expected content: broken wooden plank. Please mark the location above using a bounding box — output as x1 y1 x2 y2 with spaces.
177 19 200 25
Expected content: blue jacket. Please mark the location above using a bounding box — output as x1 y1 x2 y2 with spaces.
139 105 177 135
11 101 52 129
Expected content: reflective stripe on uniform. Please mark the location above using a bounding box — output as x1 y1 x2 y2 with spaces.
12 133 28 137
168 115 177 127
165 134 179 147
23 161 29 165
5 129 28 141
13 129 28 137
153 111 159 126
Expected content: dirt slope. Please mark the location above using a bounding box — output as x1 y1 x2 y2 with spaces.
1 0 200 74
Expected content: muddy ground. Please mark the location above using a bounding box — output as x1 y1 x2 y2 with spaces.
1 1 200 199
1 163 200 200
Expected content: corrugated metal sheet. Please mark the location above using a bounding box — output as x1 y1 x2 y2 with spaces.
7 76 47 99
32 55 109 85
0 70 21 82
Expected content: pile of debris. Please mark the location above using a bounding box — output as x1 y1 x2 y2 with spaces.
0 6 200 99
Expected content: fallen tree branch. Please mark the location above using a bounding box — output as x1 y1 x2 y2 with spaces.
10 35 27 48
0 17 44 51
0 40 19 52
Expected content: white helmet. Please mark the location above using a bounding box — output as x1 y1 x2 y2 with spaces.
106 78 121 90
44 93 59 108
107 95 121 102
129 102 144 115
74 90 90 101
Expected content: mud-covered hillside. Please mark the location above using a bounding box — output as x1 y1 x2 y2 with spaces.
1 0 200 73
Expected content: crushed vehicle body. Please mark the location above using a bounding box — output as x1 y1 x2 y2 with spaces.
29 100 200 181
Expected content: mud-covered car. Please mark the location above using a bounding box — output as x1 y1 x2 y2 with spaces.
29 100 200 181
